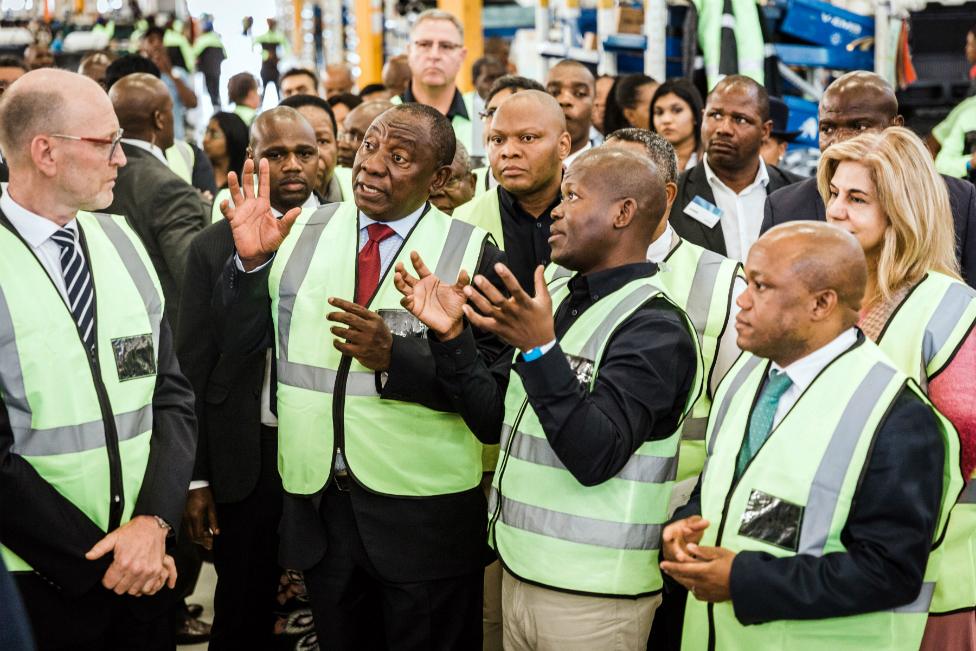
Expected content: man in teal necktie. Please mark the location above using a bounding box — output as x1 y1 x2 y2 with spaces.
735 368 793 479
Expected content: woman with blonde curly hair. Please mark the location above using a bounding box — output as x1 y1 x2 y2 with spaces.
821 126 976 650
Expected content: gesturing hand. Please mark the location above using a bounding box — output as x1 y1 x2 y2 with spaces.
223 158 302 270
327 298 393 371
393 251 470 341
85 515 176 596
462 264 555 352
660 544 736 603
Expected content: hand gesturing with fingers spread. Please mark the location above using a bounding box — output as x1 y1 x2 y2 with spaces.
222 158 302 270
462 264 556 353
393 251 470 341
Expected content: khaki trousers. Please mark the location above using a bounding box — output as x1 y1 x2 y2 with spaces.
501 569 662 651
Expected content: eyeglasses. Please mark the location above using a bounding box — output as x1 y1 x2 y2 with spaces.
412 40 463 54
50 128 124 161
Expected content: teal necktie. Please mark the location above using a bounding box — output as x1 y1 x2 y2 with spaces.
735 369 793 479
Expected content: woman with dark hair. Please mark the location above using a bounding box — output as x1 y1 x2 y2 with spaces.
203 112 249 190
602 73 659 133
651 79 704 171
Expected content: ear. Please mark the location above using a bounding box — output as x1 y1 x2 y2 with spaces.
557 131 572 161
153 110 164 132
30 135 58 178
810 288 839 322
665 182 677 207
892 114 905 127
614 197 638 229
429 164 452 194
761 119 773 141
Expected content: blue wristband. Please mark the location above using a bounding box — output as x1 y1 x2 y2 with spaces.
521 345 546 362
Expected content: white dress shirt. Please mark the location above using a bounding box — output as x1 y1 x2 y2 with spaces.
703 154 770 263
646 223 744 394
1 192 80 302
120 137 168 166
769 328 859 427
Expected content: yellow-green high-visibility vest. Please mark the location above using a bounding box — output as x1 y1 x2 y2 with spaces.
874 271 976 615
454 186 503 248
333 166 353 200
0 212 165 572
683 341 962 651
693 0 766 90
268 202 489 496
472 166 494 197
166 141 194 185
390 94 473 151
488 274 702 596
545 235 741 489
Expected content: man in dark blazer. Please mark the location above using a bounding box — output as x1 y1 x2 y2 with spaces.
669 76 797 260
0 68 196 651
177 107 322 650
762 71 976 287
107 72 209 326
217 104 505 650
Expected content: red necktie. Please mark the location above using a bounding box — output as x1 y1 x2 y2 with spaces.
356 223 396 305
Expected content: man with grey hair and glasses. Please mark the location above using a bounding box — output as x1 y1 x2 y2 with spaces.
0 68 196 650
399 8 473 149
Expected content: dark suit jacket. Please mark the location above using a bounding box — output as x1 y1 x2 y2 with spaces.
176 220 267 503
217 205 505 583
0 210 197 602
669 161 797 256
762 175 976 287
107 143 209 326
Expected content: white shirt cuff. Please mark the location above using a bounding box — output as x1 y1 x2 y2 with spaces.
188 480 210 490
234 252 275 273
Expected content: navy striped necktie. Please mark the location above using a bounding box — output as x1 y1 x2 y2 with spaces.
51 227 95 352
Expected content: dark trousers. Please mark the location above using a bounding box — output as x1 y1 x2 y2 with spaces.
203 72 221 110
303 484 483 651
260 61 279 97
15 574 174 651
209 428 283 650
648 581 687 651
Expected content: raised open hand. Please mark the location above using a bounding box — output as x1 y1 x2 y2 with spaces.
223 158 302 270
462 264 555 352
393 251 470 341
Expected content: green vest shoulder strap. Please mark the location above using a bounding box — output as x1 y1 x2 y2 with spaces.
454 187 503 249
166 141 194 185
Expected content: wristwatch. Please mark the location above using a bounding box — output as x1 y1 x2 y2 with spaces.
152 515 172 532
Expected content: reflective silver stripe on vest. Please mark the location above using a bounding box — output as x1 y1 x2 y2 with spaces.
550 265 573 282
498 495 662 551
276 204 342 369
893 582 936 613
272 363 379 396
11 405 152 456
706 356 763 456
685 253 723 339
500 423 514 450
797 362 898 556
91 213 164 347
681 417 708 442
432 218 476 282
922 283 976 368
958 481 976 505
508 428 677 484
0 288 31 435
578 284 661 362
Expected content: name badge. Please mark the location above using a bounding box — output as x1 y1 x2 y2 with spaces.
683 196 723 228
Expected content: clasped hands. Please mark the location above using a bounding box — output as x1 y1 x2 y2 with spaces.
659 515 735 602
85 515 176 597
393 251 555 352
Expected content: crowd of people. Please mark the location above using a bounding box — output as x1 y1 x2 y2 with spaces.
1 8 976 651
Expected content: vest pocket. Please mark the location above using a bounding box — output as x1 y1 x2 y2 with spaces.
111 333 156 381
737 489 804 552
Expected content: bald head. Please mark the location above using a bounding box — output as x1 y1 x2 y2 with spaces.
382 55 410 96
761 222 867 313
495 89 567 132
573 147 667 239
818 71 901 152
250 106 316 152
110 73 174 149
0 69 110 166
324 63 355 98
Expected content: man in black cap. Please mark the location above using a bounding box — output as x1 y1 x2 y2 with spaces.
759 97 802 177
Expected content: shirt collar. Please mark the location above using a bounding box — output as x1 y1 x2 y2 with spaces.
702 154 769 194
771 327 859 393
645 223 675 263
121 138 168 166
271 192 320 218
402 83 469 121
359 202 428 239
498 184 562 222
566 262 658 301
1 190 77 249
